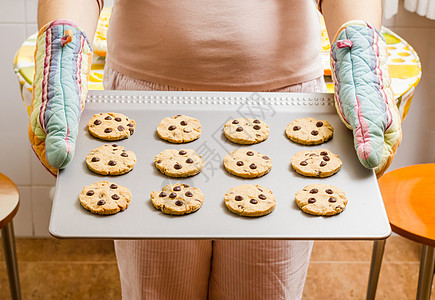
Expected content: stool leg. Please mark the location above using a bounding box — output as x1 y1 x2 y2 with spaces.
366 239 386 300
416 245 435 300
1 221 21 300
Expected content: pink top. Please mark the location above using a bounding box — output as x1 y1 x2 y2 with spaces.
106 0 322 91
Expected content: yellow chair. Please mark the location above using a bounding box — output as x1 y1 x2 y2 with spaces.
0 173 21 300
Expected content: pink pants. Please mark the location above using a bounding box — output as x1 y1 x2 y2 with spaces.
104 65 326 300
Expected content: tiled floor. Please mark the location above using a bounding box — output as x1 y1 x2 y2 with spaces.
0 236 433 299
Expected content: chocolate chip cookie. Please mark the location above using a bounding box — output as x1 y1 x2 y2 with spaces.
223 149 272 178
157 115 201 143
86 144 137 175
88 112 136 141
295 184 347 216
223 118 270 144
150 183 204 215
155 149 205 177
285 117 333 145
79 181 131 215
291 149 342 177
224 184 276 217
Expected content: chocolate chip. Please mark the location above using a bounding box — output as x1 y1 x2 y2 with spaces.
127 123 134 127
311 130 319 136
310 189 318 194
250 199 258 204
236 127 243 132
110 184 118 189
325 189 333 194
169 192 177 198
97 200 105 205
300 161 308 166
174 163 182 169
308 198 316 203
108 160 116 166
236 161 244 166
186 158 193 164
182 184 190 187
159 192 167 197
105 116 112 120
235 195 243 201
185 191 193 197
323 156 330 161
112 194 120 200
262 156 270 160
121 152 128 157
329 197 337 203
320 161 327 167
316 121 323 127
94 120 101 125
175 200 183 206
253 125 261 130
246 151 254 156
112 144 118 147
336 206 343 210
86 190 94 196
258 194 266 200
104 128 112 133
117 125 125 131
91 157 100 162
173 186 181 191
175 114 182 117
293 126 301 131
129 128 134 135
183 129 191 133
156 160 162 164
179 150 187 155
249 163 257 169
253 119 260 124
168 125 176 131
320 151 328 156
180 121 187 126
232 120 239 124
115 117 122 122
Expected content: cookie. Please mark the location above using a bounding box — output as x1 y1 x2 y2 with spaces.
224 184 276 217
285 117 333 145
291 149 342 178
155 149 205 177
223 149 272 178
223 118 270 144
156 115 201 143
295 184 347 216
86 144 137 175
150 183 204 215
79 181 131 215
88 112 136 141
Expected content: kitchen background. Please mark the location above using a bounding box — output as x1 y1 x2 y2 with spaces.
0 0 434 238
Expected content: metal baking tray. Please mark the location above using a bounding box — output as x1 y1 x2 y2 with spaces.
49 90 391 240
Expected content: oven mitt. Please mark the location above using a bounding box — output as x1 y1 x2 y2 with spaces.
330 20 402 177
29 20 92 175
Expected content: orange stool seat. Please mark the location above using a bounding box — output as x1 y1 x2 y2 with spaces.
378 163 435 300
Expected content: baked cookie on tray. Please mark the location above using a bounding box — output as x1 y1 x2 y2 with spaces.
291 149 342 178
79 181 131 215
88 112 136 141
150 183 204 215
295 184 347 216
224 184 276 217
86 144 137 176
155 149 205 177
223 149 272 178
157 115 201 143
223 118 270 144
285 117 333 145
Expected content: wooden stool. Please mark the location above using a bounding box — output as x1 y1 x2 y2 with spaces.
368 163 435 300
0 173 21 300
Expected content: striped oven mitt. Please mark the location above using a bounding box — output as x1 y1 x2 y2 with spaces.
29 20 92 176
331 20 402 177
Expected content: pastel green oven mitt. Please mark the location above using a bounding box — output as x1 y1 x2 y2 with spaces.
331 20 402 177
29 20 92 175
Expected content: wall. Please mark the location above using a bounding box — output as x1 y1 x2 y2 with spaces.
0 0 433 237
